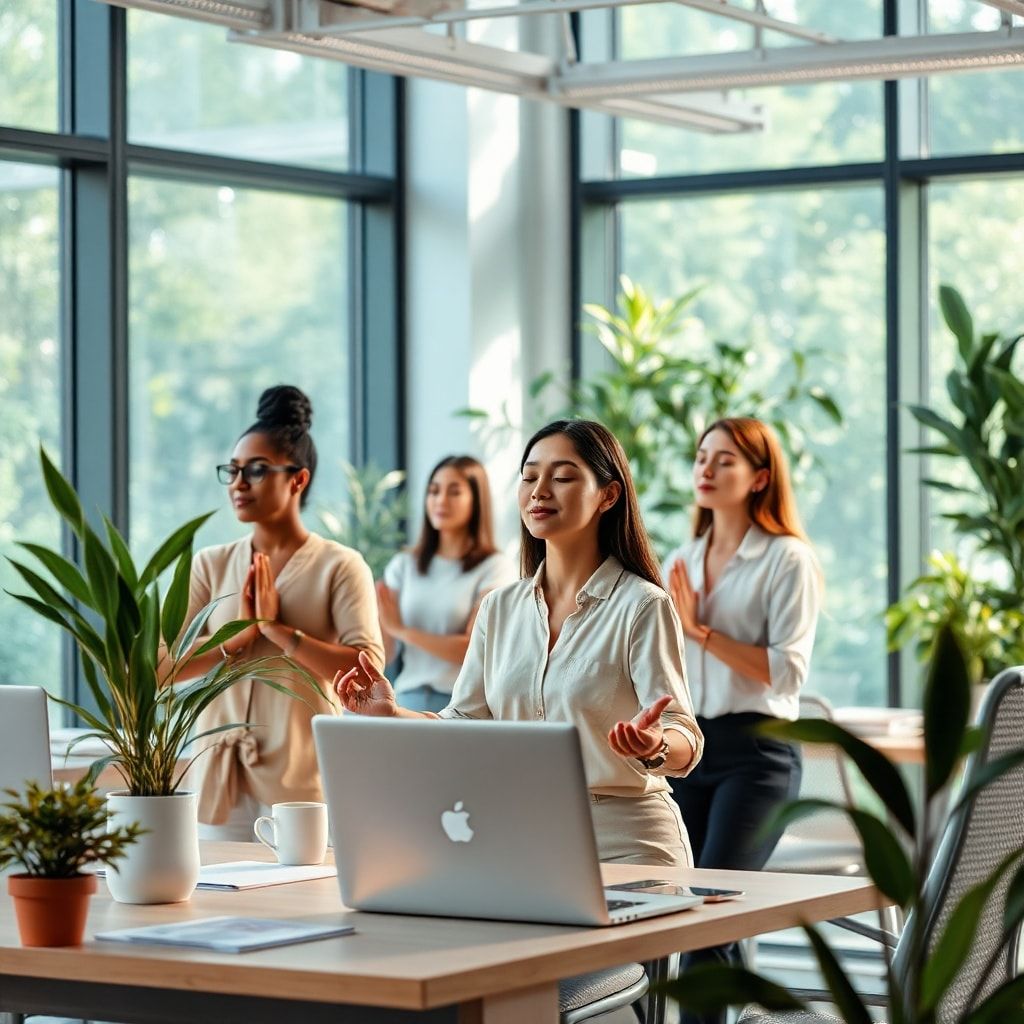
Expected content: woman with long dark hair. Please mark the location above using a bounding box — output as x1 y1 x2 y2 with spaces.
336 419 703 866
176 385 384 840
664 416 821 1023
378 455 515 713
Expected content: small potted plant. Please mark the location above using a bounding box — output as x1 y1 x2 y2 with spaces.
0 779 144 946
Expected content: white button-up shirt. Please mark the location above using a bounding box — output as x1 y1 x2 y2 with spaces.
439 556 703 796
662 525 820 721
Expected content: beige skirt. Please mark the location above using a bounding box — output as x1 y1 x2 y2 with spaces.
590 790 692 867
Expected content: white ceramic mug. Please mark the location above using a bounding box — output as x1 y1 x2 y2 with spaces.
253 802 328 866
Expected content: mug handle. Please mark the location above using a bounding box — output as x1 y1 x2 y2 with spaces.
253 816 278 852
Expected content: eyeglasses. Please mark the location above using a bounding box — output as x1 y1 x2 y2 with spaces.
216 463 300 486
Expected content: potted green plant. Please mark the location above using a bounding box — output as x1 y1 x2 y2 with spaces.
886 549 1024 690
0 779 143 946
6 448 321 905
317 460 406 579
659 624 1024 1023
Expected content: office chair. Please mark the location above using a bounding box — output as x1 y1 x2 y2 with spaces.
739 666 1024 1023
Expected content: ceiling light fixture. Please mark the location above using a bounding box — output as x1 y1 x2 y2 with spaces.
552 28 1024 98
101 0 271 29
578 92 766 132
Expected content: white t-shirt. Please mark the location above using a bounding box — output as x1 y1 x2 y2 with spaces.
662 525 820 721
383 549 517 695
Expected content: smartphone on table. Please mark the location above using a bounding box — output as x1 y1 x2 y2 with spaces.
606 879 744 902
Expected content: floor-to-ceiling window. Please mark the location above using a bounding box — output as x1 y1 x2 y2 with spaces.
0 0 400 701
577 0 1024 706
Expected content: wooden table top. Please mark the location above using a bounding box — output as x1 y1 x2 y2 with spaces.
0 842 883 1012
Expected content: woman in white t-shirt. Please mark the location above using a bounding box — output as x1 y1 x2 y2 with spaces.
378 456 516 713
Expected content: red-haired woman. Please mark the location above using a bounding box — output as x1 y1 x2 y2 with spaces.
664 417 821 1023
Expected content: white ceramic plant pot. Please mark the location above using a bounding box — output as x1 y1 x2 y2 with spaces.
105 791 200 905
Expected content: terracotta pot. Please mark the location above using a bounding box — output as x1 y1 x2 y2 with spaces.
7 872 98 946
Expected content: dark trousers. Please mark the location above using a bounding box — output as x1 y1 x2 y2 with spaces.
669 713 802 1024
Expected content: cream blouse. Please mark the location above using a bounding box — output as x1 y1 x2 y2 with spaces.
183 532 384 824
439 556 703 796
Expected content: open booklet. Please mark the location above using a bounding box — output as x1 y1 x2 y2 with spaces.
95 916 354 953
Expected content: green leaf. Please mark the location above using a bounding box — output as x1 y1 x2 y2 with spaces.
16 542 93 607
763 799 912 906
758 718 915 836
660 964 804 1015
1003 861 1024 936
940 284 975 363
953 746 1024 814
803 925 872 1024
964 975 1024 1024
39 445 84 538
808 387 843 424
103 515 139 591
923 623 971 798
82 523 118 625
138 512 216 591
161 548 193 650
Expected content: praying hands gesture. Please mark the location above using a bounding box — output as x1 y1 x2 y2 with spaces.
253 552 281 633
668 561 702 639
607 694 672 762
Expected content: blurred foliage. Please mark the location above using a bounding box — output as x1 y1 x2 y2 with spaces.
886 550 1024 687
665 626 1024 1024
889 285 1024 684
0 779 143 878
317 461 406 580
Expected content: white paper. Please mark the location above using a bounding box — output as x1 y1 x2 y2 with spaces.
196 860 336 891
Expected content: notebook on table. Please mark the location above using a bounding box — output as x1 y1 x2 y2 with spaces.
95 916 354 953
313 716 701 927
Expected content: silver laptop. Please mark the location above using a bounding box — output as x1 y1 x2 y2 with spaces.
0 685 53 795
313 715 701 926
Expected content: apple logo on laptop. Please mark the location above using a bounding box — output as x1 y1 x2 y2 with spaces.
441 801 474 843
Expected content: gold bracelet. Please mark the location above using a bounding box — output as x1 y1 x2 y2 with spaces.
284 629 305 658
219 642 233 660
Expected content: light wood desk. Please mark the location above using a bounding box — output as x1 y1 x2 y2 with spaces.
0 842 884 1024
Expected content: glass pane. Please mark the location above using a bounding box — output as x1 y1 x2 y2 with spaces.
611 0 884 177
0 0 58 132
127 10 350 171
0 162 62 695
926 1 1024 156
926 177 1024 559
618 186 888 705
128 178 350 556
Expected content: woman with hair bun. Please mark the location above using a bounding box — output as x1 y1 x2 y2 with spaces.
379 455 516 714
176 385 384 839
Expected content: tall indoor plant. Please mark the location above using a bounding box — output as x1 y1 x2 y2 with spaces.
888 284 1024 683
459 276 842 549
6 448 321 904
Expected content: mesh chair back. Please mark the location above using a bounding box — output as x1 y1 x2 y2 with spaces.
786 694 859 844
892 667 1024 1022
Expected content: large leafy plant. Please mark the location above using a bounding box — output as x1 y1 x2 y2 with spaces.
460 277 841 548
886 550 1024 686
6 448 321 796
889 284 1024 679
663 625 1024 1023
0 779 144 878
317 460 406 580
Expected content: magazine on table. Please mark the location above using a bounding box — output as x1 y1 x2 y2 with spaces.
95 916 354 953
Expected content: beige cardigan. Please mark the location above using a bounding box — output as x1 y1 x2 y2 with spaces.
183 532 384 824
